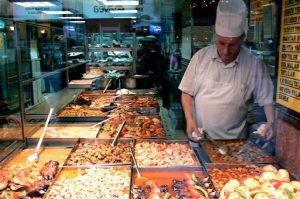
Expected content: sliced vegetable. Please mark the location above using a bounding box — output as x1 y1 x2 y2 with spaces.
234 189 249 199
191 174 198 183
163 192 170 199
284 188 293 199
270 179 282 189
250 190 268 196
195 185 208 197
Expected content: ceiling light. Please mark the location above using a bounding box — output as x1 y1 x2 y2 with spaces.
113 16 137 19
59 16 83 19
42 11 73 14
102 1 139 6
69 21 86 24
14 2 56 7
110 10 138 13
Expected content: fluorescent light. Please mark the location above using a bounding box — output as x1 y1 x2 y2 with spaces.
42 11 73 14
102 1 139 6
14 2 56 7
110 10 138 13
113 16 137 19
59 16 83 19
69 21 86 24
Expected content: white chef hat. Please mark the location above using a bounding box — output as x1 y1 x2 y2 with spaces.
215 0 247 37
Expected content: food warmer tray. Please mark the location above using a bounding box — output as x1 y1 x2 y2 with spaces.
203 163 293 194
134 139 201 168
0 138 77 199
55 104 108 122
97 123 166 139
44 165 132 199
64 138 135 167
195 139 277 164
29 123 101 139
131 166 218 198
104 115 166 139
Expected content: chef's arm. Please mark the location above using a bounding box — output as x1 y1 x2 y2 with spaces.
263 103 274 141
181 92 200 140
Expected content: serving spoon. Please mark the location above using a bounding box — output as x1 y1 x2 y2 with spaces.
129 147 148 184
201 128 230 155
27 108 54 162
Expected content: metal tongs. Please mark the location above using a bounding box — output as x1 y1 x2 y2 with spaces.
89 114 120 129
201 128 230 155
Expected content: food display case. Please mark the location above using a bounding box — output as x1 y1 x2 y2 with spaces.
86 32 137 74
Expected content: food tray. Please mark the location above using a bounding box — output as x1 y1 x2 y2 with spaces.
131 166 218 198
55 104 108 122
30 123 100 139
0 139 76 199
97 122 166 139
134 139 201 167
205 163 295 196
65 138 135 166
44 165 132 199
81 90 117 96
197 139 276 164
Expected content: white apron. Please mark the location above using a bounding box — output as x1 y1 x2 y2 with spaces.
195 78 248 139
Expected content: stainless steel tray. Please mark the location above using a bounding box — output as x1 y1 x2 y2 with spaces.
64 138 135 167
55 104 108 122
204 163 283 193
131 166 218 199
44 165 132 199
0 139 76 199
194 139 277 164
134 139 201 167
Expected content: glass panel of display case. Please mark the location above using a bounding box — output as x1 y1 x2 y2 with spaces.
0 18 23 160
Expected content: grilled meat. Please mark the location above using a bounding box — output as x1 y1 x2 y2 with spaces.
40 160 59 180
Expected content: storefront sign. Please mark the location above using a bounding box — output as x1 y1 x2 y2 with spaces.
277 0 300 113
83 0 136 19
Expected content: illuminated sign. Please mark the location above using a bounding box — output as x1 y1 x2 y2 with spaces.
276 0 300 113
83 0 136 19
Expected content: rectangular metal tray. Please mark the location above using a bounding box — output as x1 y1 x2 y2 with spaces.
29 123 101 139
131 166 218 199
204 163 283 193
44 165 132 199
194 139 277 164
134 139 201 167
55 104 108 122
0 139 77 199
64 138 135 166
98 115 166 139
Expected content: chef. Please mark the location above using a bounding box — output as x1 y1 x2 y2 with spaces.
179 0 274 141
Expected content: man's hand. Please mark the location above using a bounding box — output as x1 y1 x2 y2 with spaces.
253 122 274 149
186 120 203 141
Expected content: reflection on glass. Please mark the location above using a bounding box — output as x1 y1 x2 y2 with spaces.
0 19 22 140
